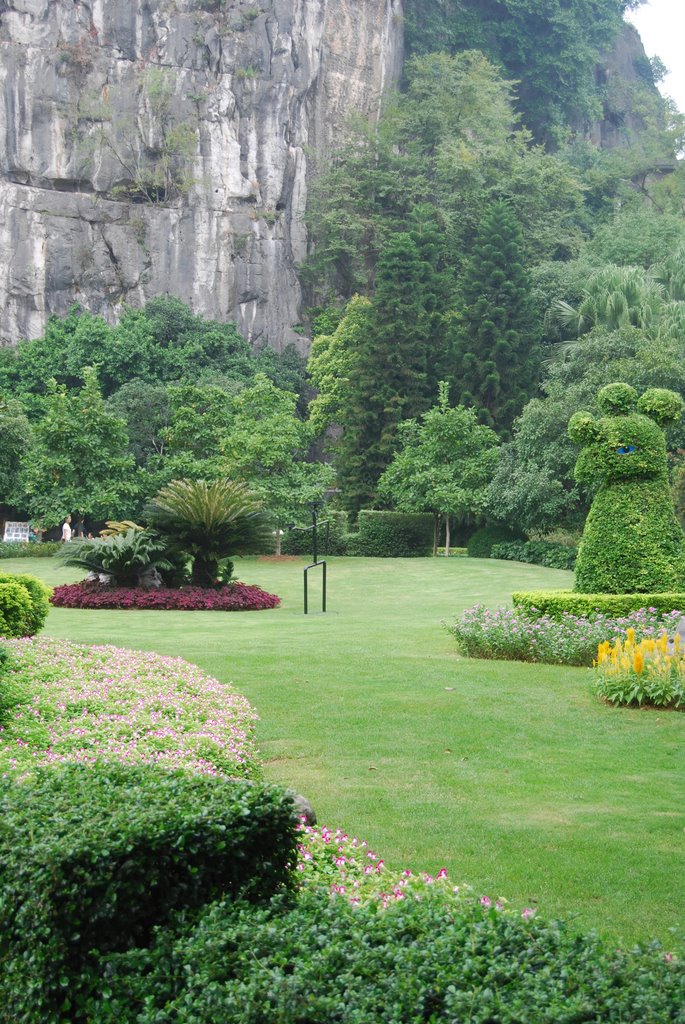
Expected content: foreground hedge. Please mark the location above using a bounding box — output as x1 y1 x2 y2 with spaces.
94 889 685 1024
50 580 280 610
0 572 51 637
0 765 298 1023
513 590 685 619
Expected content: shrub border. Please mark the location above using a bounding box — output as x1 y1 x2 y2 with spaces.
513 590 685 619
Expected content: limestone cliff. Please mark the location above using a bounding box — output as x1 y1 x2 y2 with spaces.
0 0 403 350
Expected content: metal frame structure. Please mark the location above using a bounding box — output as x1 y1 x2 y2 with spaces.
291 501 329 614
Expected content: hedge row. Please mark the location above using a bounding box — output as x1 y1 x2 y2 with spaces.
281 511 350 556
513 590 685 619
347 511 434 557
0 764 298 1023
0 541 61 559
0 573 51 637
491 540 577 570
466 524 524 558
94 889 685 1024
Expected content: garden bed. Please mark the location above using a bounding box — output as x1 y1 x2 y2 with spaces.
50 580 280 611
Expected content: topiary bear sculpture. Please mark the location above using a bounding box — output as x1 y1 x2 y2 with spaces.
568 382 685 594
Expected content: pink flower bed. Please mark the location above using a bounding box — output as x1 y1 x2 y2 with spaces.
50 580 280 611
1 638 261 779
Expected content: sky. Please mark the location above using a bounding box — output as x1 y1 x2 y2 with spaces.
625 0 685 114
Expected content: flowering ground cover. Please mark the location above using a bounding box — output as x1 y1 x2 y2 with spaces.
0 638 260 779
50 580 280 611
446 603 684 666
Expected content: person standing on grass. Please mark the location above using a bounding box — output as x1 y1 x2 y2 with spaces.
61 515 72 543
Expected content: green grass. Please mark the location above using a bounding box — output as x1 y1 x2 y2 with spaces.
6 555 685 946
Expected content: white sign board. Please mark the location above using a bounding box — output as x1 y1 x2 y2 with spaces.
3 521 30 543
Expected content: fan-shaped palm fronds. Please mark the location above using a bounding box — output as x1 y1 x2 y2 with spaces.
549 265 666 337
146 479 272 588
59 529 172 588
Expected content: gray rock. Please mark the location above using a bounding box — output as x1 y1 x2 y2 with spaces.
0 0 403 351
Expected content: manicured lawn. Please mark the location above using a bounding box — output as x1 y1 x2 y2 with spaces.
5 554 685 946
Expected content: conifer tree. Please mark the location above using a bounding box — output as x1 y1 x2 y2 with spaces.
453 202 540 436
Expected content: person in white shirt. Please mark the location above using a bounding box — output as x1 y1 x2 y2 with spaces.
61 515 72 542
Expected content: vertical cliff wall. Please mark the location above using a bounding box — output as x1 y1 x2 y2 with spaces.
0 0 403 350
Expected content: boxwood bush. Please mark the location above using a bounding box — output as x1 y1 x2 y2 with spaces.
94 889 685 1023
491 540 577 570
0 764 298 1023
346 511 433 557
513 590 685 619
0 572 51 636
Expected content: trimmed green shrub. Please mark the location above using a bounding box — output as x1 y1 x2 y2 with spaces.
0 573 51 637
0 580 33 638
491 540 577 570
466 523 523 558
0 764 298 1023
95 889 685 1024
281 510 349 556
436 546 467 556
568 383 685 593
346 511 433 557
0 541 61 558
513 590 685 619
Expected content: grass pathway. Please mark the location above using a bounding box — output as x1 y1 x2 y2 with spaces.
6 554 685 945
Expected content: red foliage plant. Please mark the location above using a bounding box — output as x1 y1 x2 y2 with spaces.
50 580 280 611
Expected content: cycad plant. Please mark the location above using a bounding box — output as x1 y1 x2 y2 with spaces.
59 529 172 588
146 479 272 588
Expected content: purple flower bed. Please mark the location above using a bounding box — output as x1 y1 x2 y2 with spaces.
50 580 280 611
445 604 684 666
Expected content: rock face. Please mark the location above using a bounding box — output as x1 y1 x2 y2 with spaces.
0 0 403 350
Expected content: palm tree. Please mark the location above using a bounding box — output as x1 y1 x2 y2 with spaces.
146 478 272 588
550 265 666 336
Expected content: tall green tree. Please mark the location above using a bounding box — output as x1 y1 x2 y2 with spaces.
377 382 500 554
453 202 541 436
0 397 33 514
219 375 334 553
22 368 137 527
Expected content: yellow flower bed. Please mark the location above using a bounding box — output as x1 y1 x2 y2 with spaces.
594 628 685 709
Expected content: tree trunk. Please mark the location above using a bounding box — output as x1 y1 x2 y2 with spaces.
433 513 440 557
192 554 219 588
445 515 451 557
275 529 282 556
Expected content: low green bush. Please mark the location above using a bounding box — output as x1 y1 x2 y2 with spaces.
0 541 61 558
346 511 433 557
466 523 523 558
0 764 298 1023
281 511 349 556
0 573 51 637
0 580 33 638
95 889 685 1024
513 590 685 619
491 540 577 570
436 546 467 557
